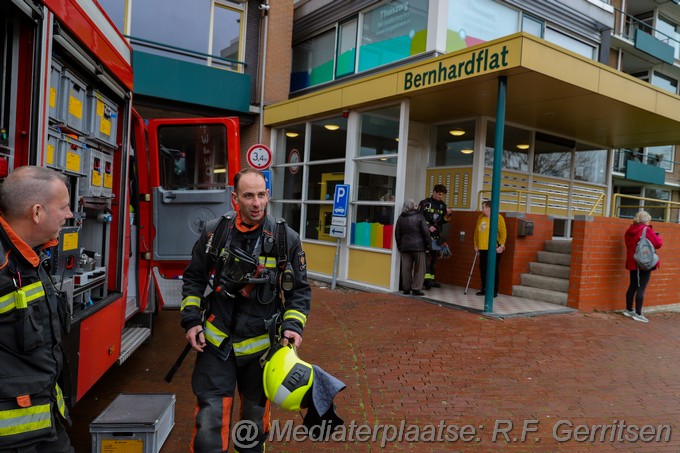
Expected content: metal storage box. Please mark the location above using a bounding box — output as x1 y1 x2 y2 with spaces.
88 90 118 147
46 128 62 170
79 148 103 197
90 393 175 453
60 68 88 133
101 149 114 198
49 60 63 121
61 135 86 175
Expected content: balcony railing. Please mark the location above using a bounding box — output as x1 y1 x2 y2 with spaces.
612 8 679 63
125 35 247 72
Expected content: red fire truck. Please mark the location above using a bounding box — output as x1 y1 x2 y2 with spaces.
1 0 241 405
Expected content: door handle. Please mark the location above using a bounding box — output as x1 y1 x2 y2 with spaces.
163 191 176 202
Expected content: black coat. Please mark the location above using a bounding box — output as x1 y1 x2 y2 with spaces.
395 210 431 252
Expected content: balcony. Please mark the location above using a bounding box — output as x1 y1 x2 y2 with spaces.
128 36 251 113
610 8 678 65
613 149 666 185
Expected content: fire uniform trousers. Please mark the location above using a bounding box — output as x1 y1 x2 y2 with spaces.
418 197 450 284
0 218 72 453
181 214 311 453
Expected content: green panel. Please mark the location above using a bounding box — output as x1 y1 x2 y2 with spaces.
336 49 356 78
133 51 251 113
310 59 333 85
358 35 412 72
635 29 675 65
626 160 666 185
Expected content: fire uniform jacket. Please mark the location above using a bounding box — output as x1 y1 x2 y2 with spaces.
0 217 70 449
180 213 311 363
418 197 450 241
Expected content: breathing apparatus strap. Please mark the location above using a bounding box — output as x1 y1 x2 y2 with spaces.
276 218 288 271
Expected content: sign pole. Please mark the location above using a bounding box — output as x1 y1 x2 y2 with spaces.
331 238 341 290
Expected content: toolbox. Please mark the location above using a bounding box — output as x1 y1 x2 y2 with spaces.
90 393 176 453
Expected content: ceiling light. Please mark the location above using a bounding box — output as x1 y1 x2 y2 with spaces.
460 149 474 154
324 124 340 131
449 129 465 136
516 144 530 150
285 131 299 138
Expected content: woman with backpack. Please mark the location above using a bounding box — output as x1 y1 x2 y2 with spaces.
624 210 662 323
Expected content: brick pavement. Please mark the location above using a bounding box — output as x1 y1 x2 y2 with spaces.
69 286 680 452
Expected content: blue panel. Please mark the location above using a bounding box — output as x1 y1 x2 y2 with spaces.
133 51 251 113
635 29 675 65
626 160 666 185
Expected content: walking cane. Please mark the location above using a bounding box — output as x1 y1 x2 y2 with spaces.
464 252 478 295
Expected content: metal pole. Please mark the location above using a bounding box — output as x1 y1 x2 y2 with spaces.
484 76 507 314
331 238 341 290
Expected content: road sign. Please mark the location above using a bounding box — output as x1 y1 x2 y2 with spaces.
262 169 272 194
331 216 346 226
246 144 272 170
333 184 350 217
329 225 346 238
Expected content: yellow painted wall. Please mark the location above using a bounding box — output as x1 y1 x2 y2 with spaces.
302 242 336 275
347 249 392 288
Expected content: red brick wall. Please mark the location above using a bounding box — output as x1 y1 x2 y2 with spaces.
437 212 553 295
570 216 680 312
437 213 680 312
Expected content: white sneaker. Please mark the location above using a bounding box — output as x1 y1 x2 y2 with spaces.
623 310 635 317
632 313 649 323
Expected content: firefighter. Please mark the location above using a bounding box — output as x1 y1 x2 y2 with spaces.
418 184 453 289
180 168 311 453
0 166 74 452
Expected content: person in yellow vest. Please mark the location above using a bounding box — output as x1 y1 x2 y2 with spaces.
473 200 507 297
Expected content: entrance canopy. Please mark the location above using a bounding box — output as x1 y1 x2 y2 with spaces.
265 33 680 149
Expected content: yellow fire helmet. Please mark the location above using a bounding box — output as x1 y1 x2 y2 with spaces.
263 344 314 411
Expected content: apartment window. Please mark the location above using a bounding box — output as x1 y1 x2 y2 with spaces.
574 145 607 185
128 0 244 69
544 28 595 59
359 0 429 72
522 14 544 38
646 145 674 172
447 0 519 52
352 106 400 249
533 132 573 180
271 117 347 242
657 15 680 60
484 121 530 172
291 29 335 91
433 120 476 166
651 71 678 94
336 19 357 78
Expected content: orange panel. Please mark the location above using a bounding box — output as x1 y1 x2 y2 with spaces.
77 298 124 401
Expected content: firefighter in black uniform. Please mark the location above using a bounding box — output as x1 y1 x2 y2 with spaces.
0 166 74 452
418 184 453 289
181 168 311 453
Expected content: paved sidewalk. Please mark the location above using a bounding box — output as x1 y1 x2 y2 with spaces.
69 286 680 452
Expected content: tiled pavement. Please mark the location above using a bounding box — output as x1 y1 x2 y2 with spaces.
69 284 680 452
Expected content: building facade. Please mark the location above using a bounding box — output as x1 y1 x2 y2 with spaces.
264 0 680 292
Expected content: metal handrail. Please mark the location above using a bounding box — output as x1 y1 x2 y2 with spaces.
124 35 247 69
612 7 680 51
611 193 680 223
587 192 607 216
478 189 549 214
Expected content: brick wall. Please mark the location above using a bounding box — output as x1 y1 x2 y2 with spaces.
436 212 680 312
437 212 553 295
570 216 680 312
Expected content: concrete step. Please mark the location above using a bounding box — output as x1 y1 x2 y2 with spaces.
529 262 571 279
512 285 569 306
545 239 572 254
521 273 570 292
537 250 572 266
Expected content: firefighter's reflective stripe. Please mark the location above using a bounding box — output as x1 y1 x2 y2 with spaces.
55 384 66 418
283 309 307 327
233 334 270 357
0 281 45 314
0 403 51 437
258 256 276 268
181 295 201 311
204 320 229 348
424 273 435 280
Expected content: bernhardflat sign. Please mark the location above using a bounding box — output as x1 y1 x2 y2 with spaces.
398 40 520 93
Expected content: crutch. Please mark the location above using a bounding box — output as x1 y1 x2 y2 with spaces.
464 252 478 295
